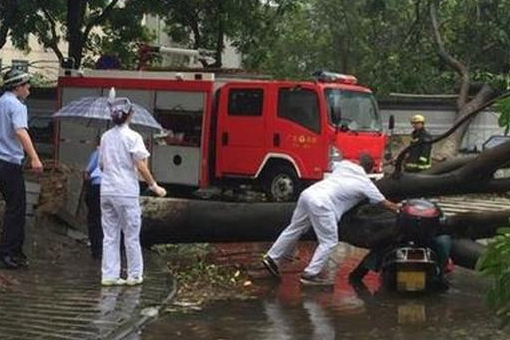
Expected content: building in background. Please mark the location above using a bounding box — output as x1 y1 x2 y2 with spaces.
0 13 242 81
142 14 242 69
0 34 64 80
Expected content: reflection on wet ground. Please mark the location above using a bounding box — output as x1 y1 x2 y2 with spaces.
0 222 174 340
141 242 509 340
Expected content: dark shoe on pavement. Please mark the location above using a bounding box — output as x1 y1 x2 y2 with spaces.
262 255 280 279
348 266 369 284
434 275 450 291
0 255 20 269
14 251 27 261
300 274 334 286
13 253 28 267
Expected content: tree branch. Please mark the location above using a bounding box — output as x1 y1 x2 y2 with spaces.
176 3 204 66
456 138 510 179
83 0 119 43
430 2 470 108
402 0 425 47
378 172 510 201
0 0 18 49
211 0 224 68
393 91 509 174
35 0 64 61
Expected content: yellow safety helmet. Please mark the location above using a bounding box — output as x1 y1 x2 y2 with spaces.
410 114 425 123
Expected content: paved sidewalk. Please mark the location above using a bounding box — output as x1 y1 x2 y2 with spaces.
0 219 175 340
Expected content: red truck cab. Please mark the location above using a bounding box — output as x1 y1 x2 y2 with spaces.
318 72 386 174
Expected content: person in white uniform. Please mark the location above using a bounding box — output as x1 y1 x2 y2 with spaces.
263 154 399 285
99 97 166 286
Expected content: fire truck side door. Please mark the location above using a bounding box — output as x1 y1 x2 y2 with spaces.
216 85 266 176
270 85 328 180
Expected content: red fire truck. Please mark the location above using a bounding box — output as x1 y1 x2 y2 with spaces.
55 69 388 201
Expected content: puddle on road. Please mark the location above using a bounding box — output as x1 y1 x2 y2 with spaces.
139 242 509 340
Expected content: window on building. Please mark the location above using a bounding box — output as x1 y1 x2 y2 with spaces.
11 59 29 72
228 89 263 116
278 87 320 133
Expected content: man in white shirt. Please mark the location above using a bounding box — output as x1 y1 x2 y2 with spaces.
263 154 399 285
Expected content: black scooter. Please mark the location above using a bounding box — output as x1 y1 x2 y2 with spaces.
350 199 446 292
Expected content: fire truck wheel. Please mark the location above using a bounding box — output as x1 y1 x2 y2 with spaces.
262 165 300 202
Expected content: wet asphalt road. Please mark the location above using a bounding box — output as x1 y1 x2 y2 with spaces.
140 243 509 340
0 220 174 340
0 222 507 340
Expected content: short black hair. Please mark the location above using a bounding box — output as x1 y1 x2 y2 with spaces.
111 109 132 125
358 153 374 173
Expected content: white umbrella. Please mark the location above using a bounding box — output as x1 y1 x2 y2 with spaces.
53 96 162 132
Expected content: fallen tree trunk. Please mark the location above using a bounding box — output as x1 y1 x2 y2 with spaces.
140 136 510 271
140 140 510 246
378 138 510 200
444 209 510 239
141 198 295 245
422 155 477 175
140 197 508 245
140 197 503 269
450 239 485 269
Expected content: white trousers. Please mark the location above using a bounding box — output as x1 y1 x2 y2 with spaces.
101 196 143 280
267 191 338 276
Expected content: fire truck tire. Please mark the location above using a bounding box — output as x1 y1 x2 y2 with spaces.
262 165 301 202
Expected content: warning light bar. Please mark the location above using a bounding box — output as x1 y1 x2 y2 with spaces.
312 70 358 84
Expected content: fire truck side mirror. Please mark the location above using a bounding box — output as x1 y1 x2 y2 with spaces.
388 115 395 131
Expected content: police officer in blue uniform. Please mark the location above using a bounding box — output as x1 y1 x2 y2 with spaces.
0 69 43 269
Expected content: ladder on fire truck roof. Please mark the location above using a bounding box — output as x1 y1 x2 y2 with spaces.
59 68 215 81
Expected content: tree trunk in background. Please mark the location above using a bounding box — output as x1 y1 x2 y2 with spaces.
0 0 17 50
429 3 500 159
434 84 499 160
66 0 86 68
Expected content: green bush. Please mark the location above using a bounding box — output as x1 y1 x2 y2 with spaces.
476 225 510 326
495 97 510 136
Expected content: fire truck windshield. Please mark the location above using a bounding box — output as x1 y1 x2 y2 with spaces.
325 89 382 132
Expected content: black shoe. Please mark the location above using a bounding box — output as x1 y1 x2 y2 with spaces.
0 255 20 269
262 255 280 279
349 266 369 284
13 253 28 267
300 274 334 286
434 275 450 291
14 252 27 261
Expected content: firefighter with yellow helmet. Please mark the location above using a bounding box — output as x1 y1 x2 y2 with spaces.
404 114 432 172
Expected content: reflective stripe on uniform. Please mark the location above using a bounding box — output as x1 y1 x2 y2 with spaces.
405 162 431 170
